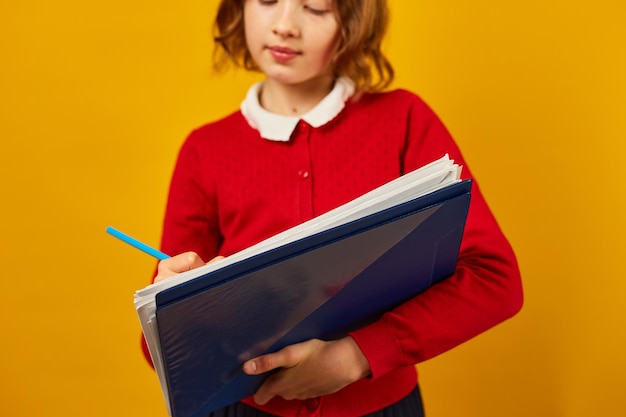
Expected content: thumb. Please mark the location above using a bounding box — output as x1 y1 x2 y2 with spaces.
243 344 303 375
154 251 206 283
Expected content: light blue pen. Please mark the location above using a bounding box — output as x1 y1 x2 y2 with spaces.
106 226 170 260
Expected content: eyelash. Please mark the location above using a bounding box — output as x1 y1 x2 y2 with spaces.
304 5 329 16
257 1 330 16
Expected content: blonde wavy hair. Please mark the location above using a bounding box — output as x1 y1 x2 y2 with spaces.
213 0 394 95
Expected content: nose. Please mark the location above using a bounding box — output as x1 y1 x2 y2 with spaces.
272 3 300 38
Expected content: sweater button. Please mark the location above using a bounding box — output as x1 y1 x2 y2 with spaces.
305 398 320 410
298 170 310 179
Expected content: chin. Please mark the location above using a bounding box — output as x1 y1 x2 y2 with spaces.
265 72 305 86
266 72 330 88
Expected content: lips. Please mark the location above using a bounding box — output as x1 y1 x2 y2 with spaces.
267 45 301 63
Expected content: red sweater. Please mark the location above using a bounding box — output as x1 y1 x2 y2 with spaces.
146 89 523 416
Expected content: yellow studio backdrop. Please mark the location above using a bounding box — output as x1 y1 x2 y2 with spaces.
0 0 624 416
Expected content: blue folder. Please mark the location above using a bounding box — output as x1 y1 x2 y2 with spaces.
154 179 472 417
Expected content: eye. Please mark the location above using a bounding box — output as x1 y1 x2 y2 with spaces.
304 4 330 16
259 0 277 5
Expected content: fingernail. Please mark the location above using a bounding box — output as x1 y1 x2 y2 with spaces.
245 360 257 373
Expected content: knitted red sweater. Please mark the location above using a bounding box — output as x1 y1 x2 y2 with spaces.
145 89 523 416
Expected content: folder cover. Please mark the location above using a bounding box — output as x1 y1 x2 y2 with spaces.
153 179 472 417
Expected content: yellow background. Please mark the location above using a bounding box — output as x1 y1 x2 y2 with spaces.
1 1 625 416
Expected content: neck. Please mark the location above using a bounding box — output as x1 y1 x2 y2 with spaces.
259 76 335 116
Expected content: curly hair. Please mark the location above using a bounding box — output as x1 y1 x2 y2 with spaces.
213 0 394 95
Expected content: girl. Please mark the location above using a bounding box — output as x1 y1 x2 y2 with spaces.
146 0 523 415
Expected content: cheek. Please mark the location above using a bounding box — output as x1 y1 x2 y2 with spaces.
244 24 261 54
314 36 339 66
314 26 340 61
243 6 262 52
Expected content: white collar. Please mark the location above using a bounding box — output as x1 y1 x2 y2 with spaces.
240 77 355 142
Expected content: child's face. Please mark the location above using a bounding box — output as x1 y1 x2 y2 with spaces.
244 0 339 86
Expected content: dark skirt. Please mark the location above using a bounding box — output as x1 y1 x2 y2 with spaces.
207 386 425 417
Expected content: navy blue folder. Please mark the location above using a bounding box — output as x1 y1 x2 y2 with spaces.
154 179 472 417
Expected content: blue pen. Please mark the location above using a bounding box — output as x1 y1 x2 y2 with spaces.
106 226 170 260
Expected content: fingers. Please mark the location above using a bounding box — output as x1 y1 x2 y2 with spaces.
243 343 303 375
253 375 283 405
154 251 206 283
241 347 300 406
243 338 371 405
207 255 225 264
242 341 320 405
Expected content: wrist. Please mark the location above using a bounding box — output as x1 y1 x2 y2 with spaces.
340 336 371 381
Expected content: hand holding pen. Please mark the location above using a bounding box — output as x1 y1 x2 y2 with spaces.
106 226 222 282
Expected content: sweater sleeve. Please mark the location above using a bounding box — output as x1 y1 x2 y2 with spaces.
349 94 523 378
159 131 222 262
141 129 223 366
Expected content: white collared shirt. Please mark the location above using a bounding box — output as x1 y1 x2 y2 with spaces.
240 77 355 142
